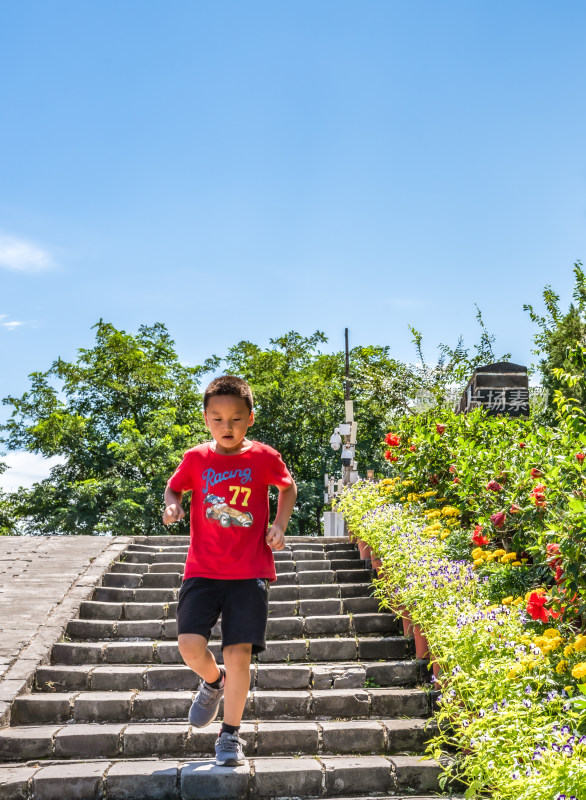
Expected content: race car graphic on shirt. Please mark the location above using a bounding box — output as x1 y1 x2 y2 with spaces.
204 493 254 528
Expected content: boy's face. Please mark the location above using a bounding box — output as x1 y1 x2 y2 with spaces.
204 395 254 454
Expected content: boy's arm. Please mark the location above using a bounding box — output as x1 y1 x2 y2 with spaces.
163 486 186 525
266 481 297 550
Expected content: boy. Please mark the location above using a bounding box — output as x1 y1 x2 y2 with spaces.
163 375 297 766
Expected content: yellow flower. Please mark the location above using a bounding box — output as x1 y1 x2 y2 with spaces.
512 561 522 566
574 635 586 653
493 549 506 558
521 558 529 564
564 644 575 658
502 596 514 606
402 480 414 486
507 664 524 679
556 660 568 675
440 531 450 540
473 558 484 568
501 552 518 563
471 547 484 559
543 629 560 639
572 662 586 680
441 505 461 517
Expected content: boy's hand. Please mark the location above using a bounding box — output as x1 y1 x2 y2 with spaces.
163 503 185 525
266 523 285 551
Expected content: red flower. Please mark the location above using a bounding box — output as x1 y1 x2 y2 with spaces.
449 465 457 474
510 503 522 514
530 484 547 508
471 525 489 546
384 450 392 461
531 483 546 495
519 442 527 449
526 591 550 623
577 453 585 462
530 468 544 479
453 477 461 484
429 474 439 486
546 543 562 570
385 433 401 447
409 445 416 452
436 424 446 435
555 565 564 583
490 511 506 529
486 480 503 492
388 455 398 462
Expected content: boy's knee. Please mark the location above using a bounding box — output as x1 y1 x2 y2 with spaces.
178 634 208 661
223 643 252 663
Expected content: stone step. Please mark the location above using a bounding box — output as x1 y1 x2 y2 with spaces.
10 685 430 725
0 756 444 798
52 636 412 665
92 581 376 604
80 595 387 620
35 660 419 692
65 613 399 641
101 568 371 591
0 717 435 761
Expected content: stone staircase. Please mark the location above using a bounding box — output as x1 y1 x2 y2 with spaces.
0 536 458 799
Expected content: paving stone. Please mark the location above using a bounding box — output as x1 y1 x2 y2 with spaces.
384 718 436 751
274 572 297 585
90 666 146 691
305 614 351 634
134 588 176 602
163 619 178 638
145 665 199 691
253 757 322 797
369 688 429 718
122 602 165 620
253 689 311 719
0 767 39 800
36 665 90 691
290 549 326 559
297 570 335 584
336 568 373 583
116 620 164 638
267 600 298 616
342 596 380 614
339 582 372 597
256 721 318 755
74 690 134 722
80 600 123 620
391 754 442 791
155 642 181 663
181 761 249 799
268 585 298 601
321 720 384 753
299 598 341 616
103 573 142 588
308 637 357 661
257 639 307 663
105 759 178 799
256 665 311 690
0 726 59 760
123 723 187 757
66 619 116 639
111 562 146 574
365 660 418 687
296 559 331 571
33 762 108 799
267 617 304 638
322 755 392 794
353 612 398 634
54 723 123 758
141 572 182 588
131 690 192 720
311 665 335 689
300 584 341 599
11 694 72 725
93 587 135 603
104 642 154 663
122 552 153 564
358 636 409 660
333 666 365 688
312 688 369 718
52 642 103 664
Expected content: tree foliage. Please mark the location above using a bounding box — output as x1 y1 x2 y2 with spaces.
524 261 586 420
1 321 217 535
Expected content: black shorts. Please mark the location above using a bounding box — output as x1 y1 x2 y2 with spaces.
176 577 270 654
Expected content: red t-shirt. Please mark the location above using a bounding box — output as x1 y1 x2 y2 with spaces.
167 441 293 582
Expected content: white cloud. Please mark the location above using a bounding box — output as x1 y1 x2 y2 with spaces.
0 314 24 330
0 452 65 492
0 235 53 272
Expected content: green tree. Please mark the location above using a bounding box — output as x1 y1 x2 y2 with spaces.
0 460 16 535
524 261 586 421
1 321 217 535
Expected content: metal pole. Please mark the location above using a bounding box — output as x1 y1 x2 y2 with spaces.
344 327 350 401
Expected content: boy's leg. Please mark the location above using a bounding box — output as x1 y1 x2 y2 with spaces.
222 643 252 726
178 634 222 684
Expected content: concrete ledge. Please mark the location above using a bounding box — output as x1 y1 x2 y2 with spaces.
0 536 131 727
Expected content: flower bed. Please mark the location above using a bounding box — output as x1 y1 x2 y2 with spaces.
337 476 586 799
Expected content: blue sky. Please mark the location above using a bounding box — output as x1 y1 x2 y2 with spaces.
1 1 586 485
